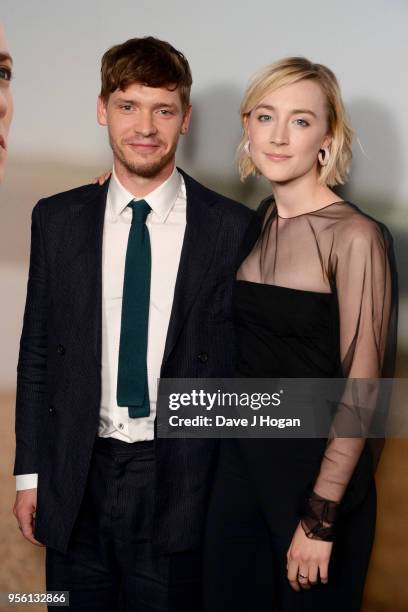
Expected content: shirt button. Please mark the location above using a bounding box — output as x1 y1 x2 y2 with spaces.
197 352 208 363
118 423 124 430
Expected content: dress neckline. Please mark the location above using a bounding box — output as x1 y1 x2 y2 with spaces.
235 279 333 297
276 200 346 220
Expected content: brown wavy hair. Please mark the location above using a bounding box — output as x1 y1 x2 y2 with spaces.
100 36 192 110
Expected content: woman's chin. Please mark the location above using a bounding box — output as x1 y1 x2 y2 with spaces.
262 170 294 184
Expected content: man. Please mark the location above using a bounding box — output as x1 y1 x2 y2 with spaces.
13 37 259 611
0 23 13 182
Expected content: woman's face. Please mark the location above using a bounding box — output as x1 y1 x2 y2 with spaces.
246 79 331 184
0 25 13 183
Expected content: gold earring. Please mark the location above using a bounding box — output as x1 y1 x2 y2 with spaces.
318 147 330 166
244 141 251 154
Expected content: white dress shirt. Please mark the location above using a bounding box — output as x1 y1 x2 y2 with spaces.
16 166 186 490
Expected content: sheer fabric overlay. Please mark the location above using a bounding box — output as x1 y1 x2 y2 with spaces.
237 198 398 540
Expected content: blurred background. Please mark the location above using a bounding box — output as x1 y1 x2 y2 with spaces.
1 0 407 610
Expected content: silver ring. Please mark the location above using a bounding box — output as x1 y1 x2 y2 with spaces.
298 573 308 580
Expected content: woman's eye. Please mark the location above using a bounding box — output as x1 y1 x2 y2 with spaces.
0 66 12 82
294 118 309 127
258 114 272 122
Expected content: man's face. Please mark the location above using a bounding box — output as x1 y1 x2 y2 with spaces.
97 82 191 179
0 25 13 183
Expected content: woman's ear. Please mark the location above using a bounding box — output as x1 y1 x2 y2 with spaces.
243 114 250 138
321 133 332 150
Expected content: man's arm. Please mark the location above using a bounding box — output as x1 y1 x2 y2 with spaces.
14 200 48 474
16 474 38 490
13 489 43 546
235 209 262 272
13 200 48 545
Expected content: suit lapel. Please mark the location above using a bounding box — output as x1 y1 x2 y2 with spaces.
55 180 109 364
161 170 222 367
56 172 222 369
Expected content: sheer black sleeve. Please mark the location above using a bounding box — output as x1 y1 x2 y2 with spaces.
301 217 398 540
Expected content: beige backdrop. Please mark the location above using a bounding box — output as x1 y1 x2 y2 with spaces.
2 0 408 606
0 158 408 611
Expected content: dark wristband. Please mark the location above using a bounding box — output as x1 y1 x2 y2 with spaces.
300 491 339 542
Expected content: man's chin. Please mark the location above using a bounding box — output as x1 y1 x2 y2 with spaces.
120 156 174 179
128 164 167 179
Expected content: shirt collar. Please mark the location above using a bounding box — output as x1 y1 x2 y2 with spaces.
108 165 182 222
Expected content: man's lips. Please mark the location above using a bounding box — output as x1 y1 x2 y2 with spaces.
125 142 160 149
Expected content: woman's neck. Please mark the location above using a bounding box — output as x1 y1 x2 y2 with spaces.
271 172 340 219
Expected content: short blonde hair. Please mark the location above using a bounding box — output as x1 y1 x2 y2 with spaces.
238 57 353 186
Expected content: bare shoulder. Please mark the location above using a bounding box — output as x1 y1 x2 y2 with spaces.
334 203 387 248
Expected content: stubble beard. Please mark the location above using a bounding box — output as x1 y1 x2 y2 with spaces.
110 135 178 179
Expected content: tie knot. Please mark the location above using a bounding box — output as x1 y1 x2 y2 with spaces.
129 199 151 224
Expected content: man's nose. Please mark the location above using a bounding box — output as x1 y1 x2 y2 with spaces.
135 111 157 136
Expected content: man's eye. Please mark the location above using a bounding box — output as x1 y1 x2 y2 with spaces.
120 105 132 111
0 66 12 82
158 109 173 115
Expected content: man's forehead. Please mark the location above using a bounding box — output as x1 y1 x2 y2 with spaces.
115 82 180 99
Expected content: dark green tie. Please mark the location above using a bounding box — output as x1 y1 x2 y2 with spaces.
117 199 151 418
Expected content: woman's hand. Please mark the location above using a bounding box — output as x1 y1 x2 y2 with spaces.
93 170 111 185
286 521 333 591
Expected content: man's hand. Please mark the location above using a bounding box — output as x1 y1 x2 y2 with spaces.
13 489 44 546
286 521 333 591
92 170 111 185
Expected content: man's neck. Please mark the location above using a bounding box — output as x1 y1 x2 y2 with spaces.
113 159 176 198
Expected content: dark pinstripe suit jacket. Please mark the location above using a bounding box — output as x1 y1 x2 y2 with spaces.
14 168 260 554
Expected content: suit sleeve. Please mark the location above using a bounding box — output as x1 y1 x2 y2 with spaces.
14 201 49 477
235 211 262 273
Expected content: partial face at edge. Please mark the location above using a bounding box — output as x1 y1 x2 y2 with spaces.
0 24 13 183
97 82 192 179
246 79 331 185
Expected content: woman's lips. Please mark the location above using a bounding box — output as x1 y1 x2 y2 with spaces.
0 135 6 151
265 153 291 161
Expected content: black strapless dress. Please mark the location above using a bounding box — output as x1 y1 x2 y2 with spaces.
234 280 341 380
232 279 375 530
203 200 398 612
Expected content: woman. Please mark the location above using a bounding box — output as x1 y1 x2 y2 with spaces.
203 57 398 612
0 23 13 183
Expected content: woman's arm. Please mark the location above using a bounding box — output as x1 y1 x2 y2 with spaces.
287 217 398 588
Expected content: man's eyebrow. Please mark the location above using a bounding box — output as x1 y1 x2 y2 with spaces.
114 99 178 109
151 102 178 110
0 52 13 65
114 98 136 104
254 104 317 118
